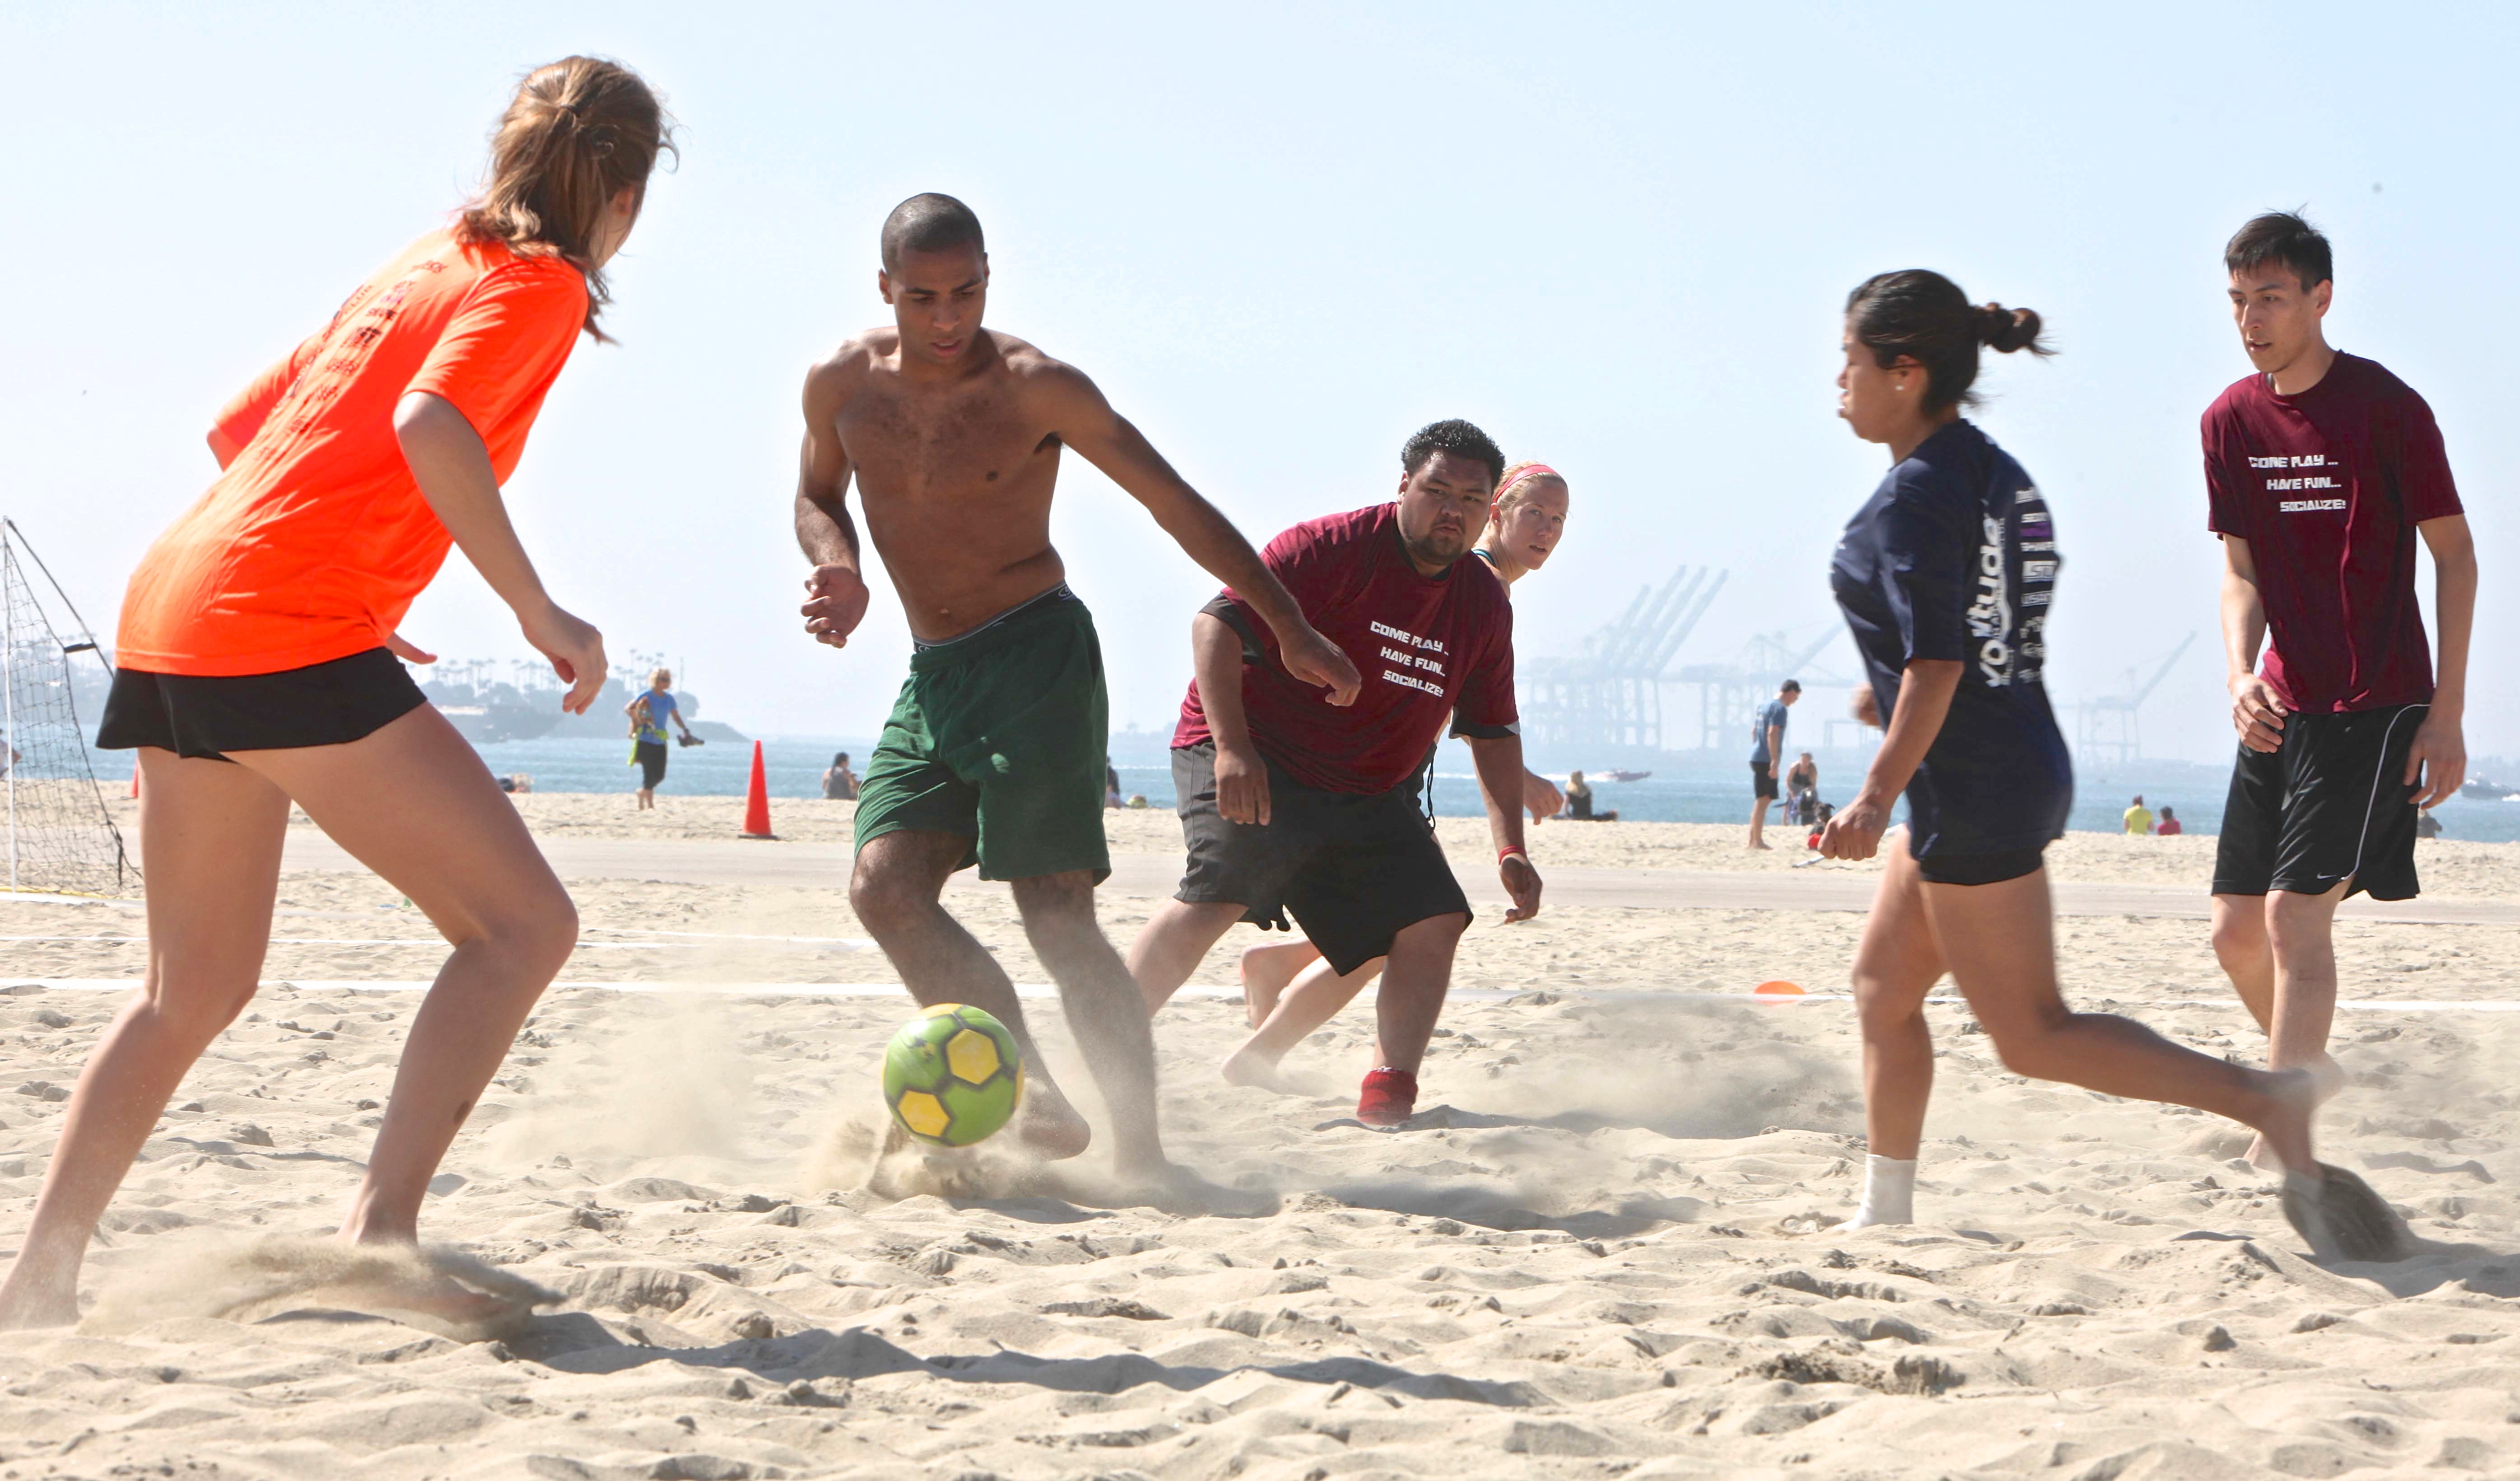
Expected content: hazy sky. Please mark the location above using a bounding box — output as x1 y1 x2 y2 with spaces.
5 1 2509 763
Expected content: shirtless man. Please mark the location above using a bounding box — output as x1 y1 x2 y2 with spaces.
792 194 1359 1188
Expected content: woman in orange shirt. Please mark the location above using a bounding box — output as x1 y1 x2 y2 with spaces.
0 57 673 1331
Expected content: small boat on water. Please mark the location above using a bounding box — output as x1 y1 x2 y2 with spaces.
2462 777 2519 802
1599 770 1652 784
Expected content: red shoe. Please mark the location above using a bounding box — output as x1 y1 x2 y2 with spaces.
1358 1066 1418 1127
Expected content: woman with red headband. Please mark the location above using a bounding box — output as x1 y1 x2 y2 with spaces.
1225 462 1570 1089
0 57 674 1331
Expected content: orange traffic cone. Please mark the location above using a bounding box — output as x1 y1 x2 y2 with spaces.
740 740 776 840
129 768 140 799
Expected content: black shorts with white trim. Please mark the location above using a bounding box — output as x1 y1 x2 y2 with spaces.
2212 702 2426 901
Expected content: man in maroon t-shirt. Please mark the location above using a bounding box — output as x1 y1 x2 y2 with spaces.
1125 420 1543 1127
2203 212 2478 1149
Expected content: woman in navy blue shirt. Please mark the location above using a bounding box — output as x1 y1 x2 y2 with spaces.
1817 270 2396 1261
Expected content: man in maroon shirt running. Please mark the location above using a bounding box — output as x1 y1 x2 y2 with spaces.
2203 212 2478 1156
1127 420 1543 1127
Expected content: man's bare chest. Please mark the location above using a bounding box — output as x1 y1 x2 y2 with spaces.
838 384 1056 505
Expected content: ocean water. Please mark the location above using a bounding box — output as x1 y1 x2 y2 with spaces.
373 733 2520 843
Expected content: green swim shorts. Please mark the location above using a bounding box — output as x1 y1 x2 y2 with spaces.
854 589 1111 883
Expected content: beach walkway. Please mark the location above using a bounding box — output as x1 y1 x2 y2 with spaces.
278 833 2520 925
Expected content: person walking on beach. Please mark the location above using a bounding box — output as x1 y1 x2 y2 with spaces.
1817 268 2390 1259
2124 794 2153 835
792 193 1358 1198
1747 680 1800 849
1127 421 1540 1126
1224 458 1570 1090
626 666 693 808
821 751 859 800
2199 212 2475 1163
0 58 673 1331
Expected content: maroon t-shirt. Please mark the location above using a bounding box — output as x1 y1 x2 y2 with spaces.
1174 504 1517 794
2203 353 2462 713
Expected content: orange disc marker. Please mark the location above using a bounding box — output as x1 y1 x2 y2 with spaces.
1751 980 1805 1003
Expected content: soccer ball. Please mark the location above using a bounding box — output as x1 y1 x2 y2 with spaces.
881 1004 1024 1148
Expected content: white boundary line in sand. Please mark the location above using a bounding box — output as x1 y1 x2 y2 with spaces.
4 979 2515 1012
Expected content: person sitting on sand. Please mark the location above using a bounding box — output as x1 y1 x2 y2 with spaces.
0 57 675 1333
1817 268 2390 1260
1560 769 1617 822
1784 752 1819 826
1226 460 1572 1090
1127 420 1541 1128
821 750 859 800
792 192 1357 1199
2123 793 2153 836
2156 804 2182 836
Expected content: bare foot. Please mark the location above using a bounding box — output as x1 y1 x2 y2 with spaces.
0 1253 81 1331
2246 1057 2345 1169
1220 1042 1302 1093
1110 1160 1278 1218
1747 840 1773 851
1013 1075 1093 1160
337 1245 558 1340
1239 943 1309 1029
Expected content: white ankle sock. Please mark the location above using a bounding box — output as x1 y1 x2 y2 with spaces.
1848 1154 1917 1227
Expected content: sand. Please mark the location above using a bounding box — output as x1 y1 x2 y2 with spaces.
4 793 2518 1478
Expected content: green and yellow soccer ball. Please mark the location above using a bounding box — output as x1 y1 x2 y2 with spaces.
881 1004 1024 1148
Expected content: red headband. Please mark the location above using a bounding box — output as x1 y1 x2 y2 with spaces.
1495 463 1560 501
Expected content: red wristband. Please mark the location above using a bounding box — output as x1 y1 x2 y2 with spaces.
1499 845 1529 864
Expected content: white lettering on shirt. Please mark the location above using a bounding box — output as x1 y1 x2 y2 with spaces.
2278 497 2348 512
2249 454 2330 468
1368 620 1446 654
1967 513 2014 685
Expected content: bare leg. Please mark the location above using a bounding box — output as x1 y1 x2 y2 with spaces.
1239 938 1323 1028
2210 892 2276 1037
1921 867 2313 1171
235 707 580 1250
1369 914 1467 1076
850 830 1090 1159
1011 872 1170 1179
1849 847 1947 1161
2215 888 2345 1166
1747 796 1771 850
2265 883 2349 1072
1125 897 1249 1015
1225 953 1383 1086
0 749 288 1330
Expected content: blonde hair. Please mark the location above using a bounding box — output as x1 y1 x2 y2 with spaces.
1491 461 1567 516
458 56 675 341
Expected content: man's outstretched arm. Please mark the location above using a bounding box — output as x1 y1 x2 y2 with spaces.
1045 367 1360 705
795 359 871 649
2410 514 2476 806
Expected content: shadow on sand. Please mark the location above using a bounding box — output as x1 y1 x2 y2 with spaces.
501 1317 1547 1406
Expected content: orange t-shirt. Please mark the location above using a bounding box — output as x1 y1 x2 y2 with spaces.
115 229 587 675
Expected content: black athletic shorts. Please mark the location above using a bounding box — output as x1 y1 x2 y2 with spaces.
1171 741 1471 976
2213 702 2426 901
635 740 669 790
1751 762 1778 800
1915 847 2045 886
96 648 427 762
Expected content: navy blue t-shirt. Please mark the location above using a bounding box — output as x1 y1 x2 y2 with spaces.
1829 419 2073 857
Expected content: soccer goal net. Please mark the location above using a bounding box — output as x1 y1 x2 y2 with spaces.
3 518 134 897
